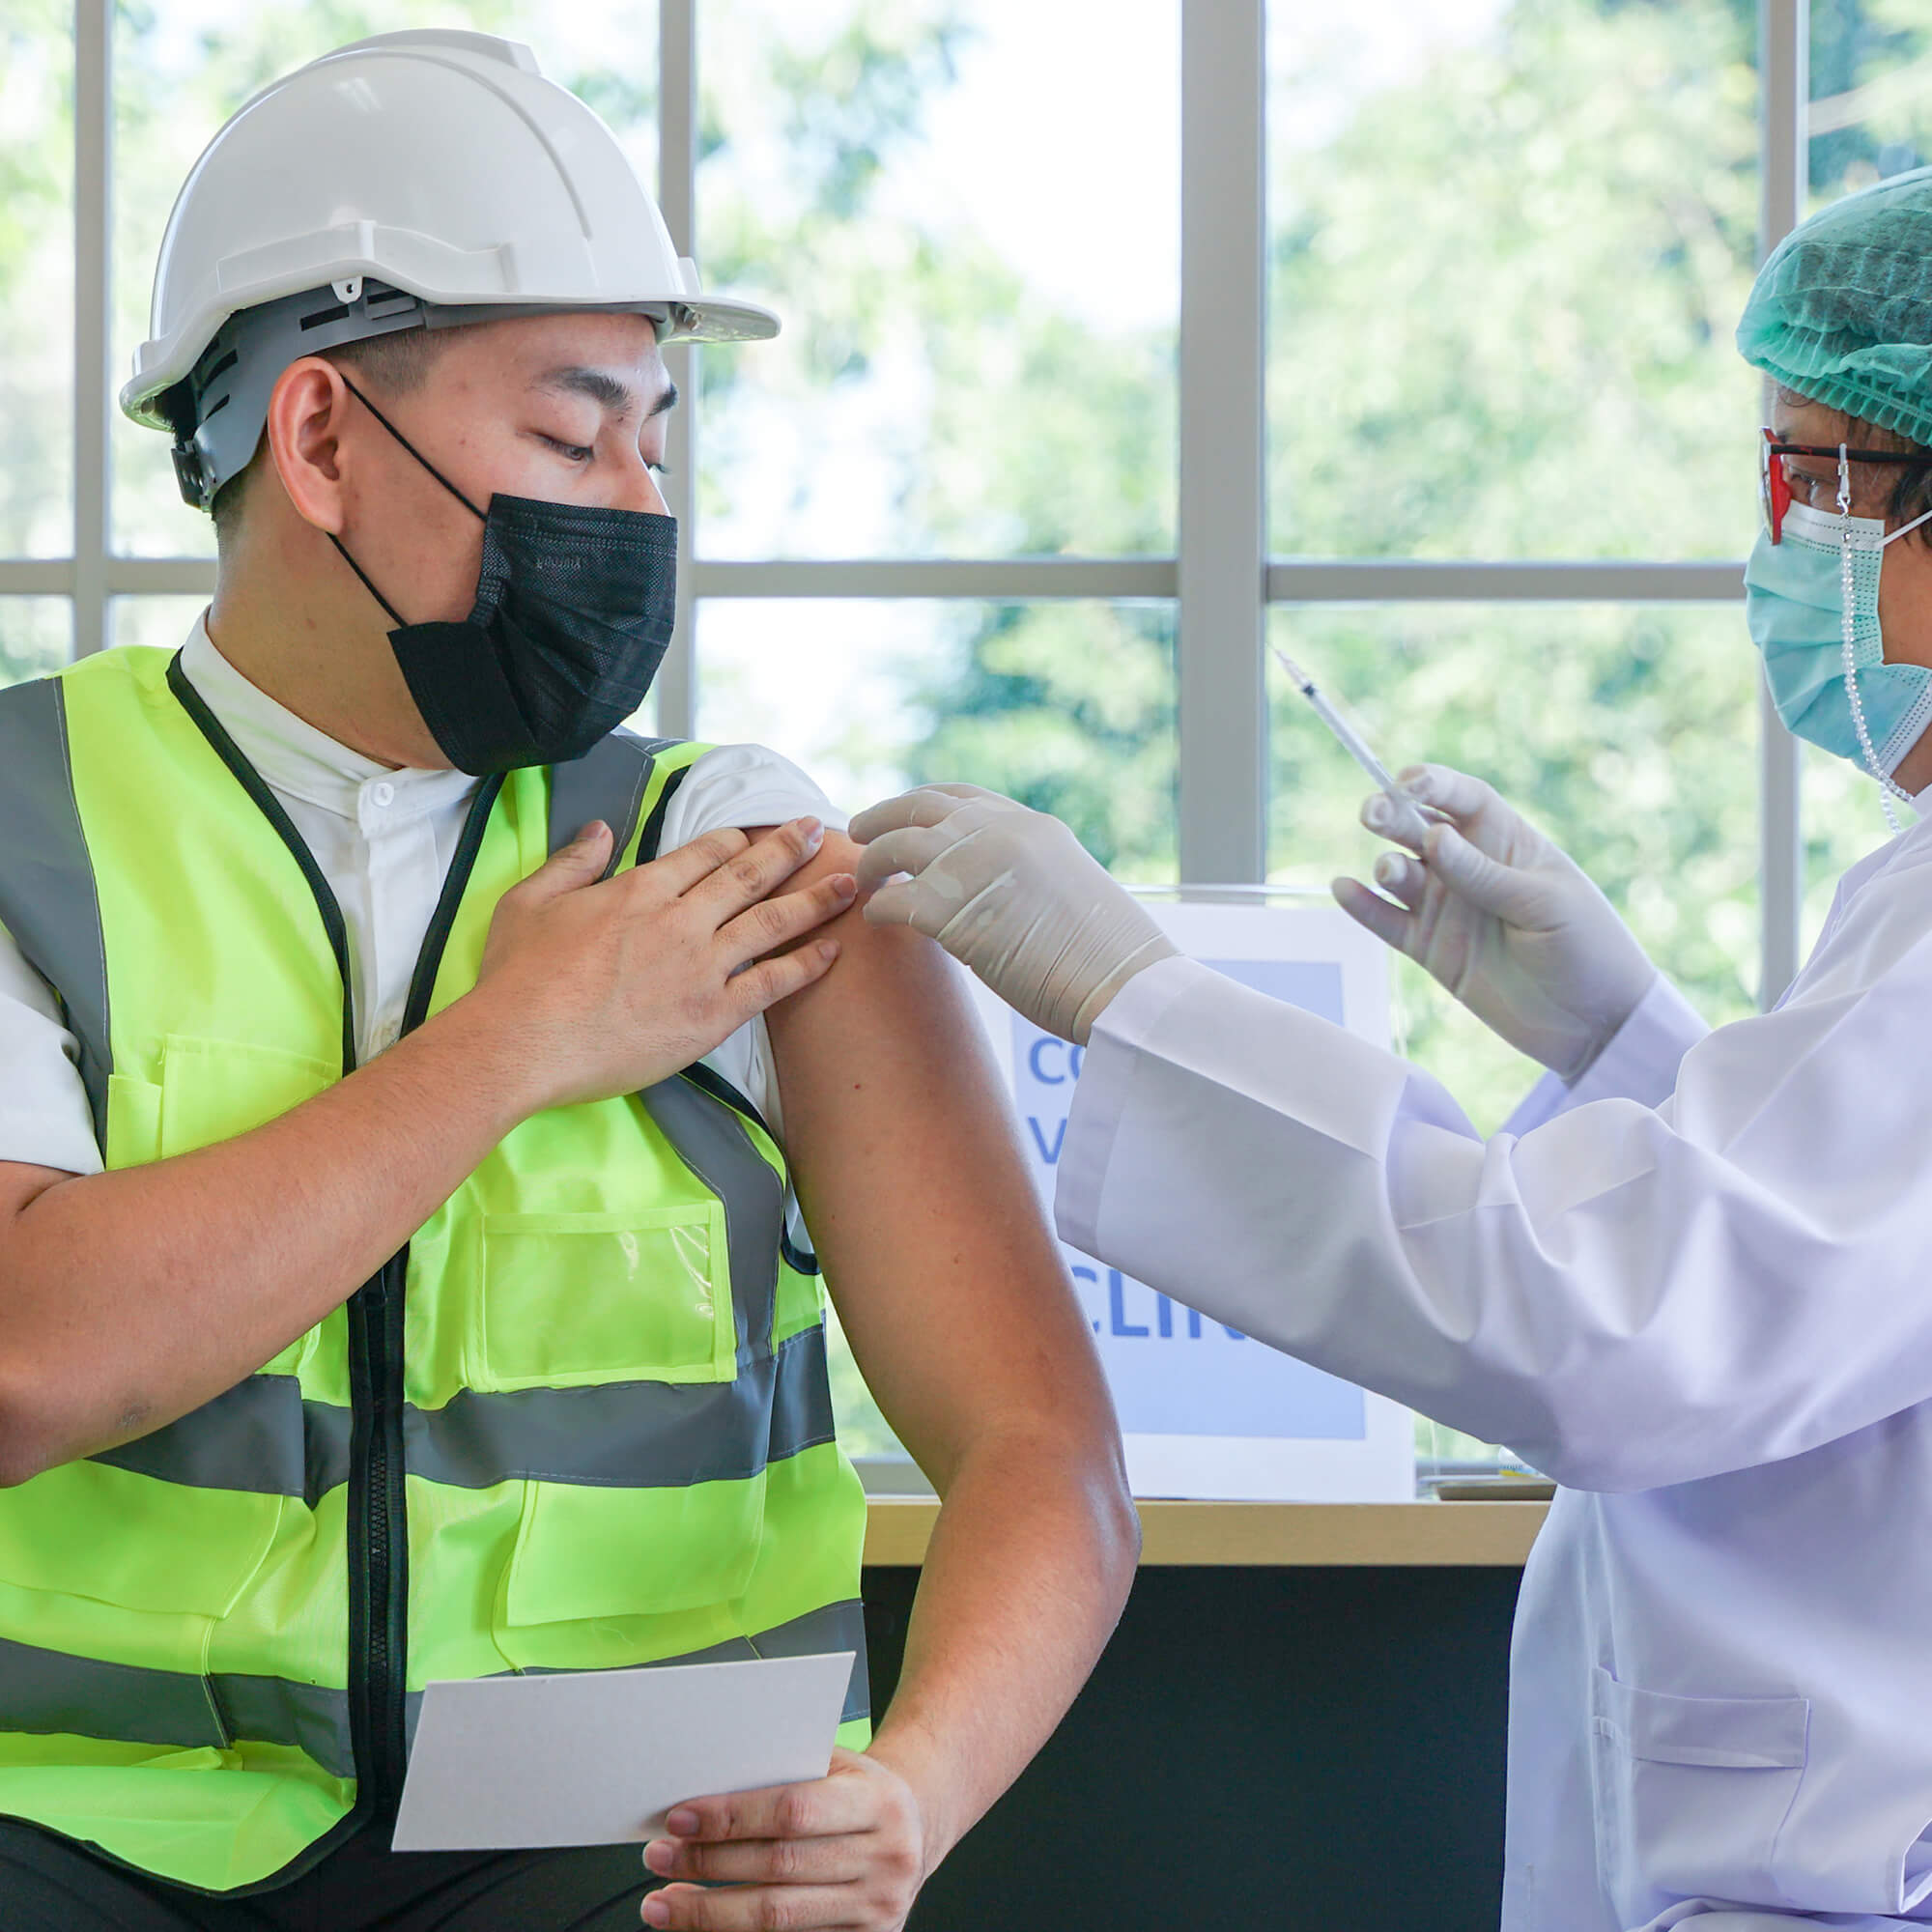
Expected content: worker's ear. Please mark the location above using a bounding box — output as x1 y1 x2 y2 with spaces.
262 356 355 536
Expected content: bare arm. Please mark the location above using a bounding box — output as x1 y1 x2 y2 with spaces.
642 834 1138 1932
0 818 854 1484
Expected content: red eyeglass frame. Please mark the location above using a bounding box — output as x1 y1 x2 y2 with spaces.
1759 426 1923 544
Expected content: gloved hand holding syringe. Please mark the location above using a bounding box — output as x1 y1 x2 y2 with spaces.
1282 645 1662 1083
1272 649 1435 848
853 649 1661 1077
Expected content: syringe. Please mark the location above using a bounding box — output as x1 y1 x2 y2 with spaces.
1272 649 1433 848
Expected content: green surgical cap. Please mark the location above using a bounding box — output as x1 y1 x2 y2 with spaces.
1737 164 1932 447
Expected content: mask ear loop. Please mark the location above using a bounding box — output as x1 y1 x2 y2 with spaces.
326 375 489 633
1837 441 1915 832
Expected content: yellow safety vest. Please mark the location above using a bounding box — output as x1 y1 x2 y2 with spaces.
0 645 869 1893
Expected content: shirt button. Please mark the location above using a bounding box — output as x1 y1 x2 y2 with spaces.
371 781 396 809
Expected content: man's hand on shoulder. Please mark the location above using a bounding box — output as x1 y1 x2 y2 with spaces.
463 814 857 1113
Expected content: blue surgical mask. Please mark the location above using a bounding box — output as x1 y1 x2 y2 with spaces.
1745 496 1932 816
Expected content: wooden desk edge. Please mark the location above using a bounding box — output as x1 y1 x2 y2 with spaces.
863 1498 1548 1568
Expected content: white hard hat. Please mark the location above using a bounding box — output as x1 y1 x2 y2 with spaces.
123 29 777 508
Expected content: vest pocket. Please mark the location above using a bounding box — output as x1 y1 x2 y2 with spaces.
0 1459 284 1622
498 1470 765 1631
157 1035 336 1160
1589 1665 1809 1915
475 1208 736 1392
103 1072 162 1168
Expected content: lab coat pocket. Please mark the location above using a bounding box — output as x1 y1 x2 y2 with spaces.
1590 1665 1810 1917
474 1206 736 1393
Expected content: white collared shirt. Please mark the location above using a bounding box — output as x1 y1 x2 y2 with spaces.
0 617 839 1177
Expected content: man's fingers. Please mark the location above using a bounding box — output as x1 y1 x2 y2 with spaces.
718 875 858 964
639 823 756 897
852 824 956 894
680 819 828 913
644 1831 869 1888
663 1772 877 1846
641 1880 861 1930
515 819 614 899
1332 875 1418 955
723 942 841 1021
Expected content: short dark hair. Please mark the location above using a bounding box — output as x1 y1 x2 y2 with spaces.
209 325 468 546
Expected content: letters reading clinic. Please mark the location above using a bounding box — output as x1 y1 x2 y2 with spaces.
1021 1031 1246 1346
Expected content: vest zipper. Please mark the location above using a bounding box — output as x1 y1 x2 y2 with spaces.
345 1250 412 1815
344 773 500 1821
165 652 502 1838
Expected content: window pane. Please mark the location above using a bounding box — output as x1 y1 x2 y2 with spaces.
1810 3 1932 203
111 3 658 558
1267 0 1759 560
1267 604 1760 1136
111 592 209 656
0 598 71 685
697 593 1175 1461
696 598 1177 873
695 0 1179 560
1 4 73 556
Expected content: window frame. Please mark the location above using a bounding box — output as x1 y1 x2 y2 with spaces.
6 0 1810 1004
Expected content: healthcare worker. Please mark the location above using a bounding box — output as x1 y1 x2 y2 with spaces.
0 33 1136 1932
854 168 1932 1930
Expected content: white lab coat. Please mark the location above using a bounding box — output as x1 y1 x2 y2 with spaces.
1056 813 1932 1931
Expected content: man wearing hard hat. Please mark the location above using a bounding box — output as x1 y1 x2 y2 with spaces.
0 32 1135 1931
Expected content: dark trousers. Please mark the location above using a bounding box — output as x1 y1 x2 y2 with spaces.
0 1812 665 1930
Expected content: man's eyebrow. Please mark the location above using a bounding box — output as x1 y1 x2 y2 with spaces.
531 367 679 419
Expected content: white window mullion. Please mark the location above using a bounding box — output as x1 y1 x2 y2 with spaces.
1757 0 1808 1009
657 0 698 743
1265 560 1743 602
72 0 111 660
1179 0 1267 885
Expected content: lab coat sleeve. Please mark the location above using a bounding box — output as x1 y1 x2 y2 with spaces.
1501 973 1710 1135
1055 888 1932 1493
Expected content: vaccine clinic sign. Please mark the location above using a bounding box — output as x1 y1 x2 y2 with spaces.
970 899 1413 1503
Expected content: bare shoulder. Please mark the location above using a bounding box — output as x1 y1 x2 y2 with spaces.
755 828 975 1044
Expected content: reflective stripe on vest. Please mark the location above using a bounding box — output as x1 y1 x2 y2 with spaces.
89 1321 838 1502
0 1598 872 1782
0 676 112 1142
0 649 869 1893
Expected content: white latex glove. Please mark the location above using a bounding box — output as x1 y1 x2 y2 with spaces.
1331 764 1658 1083
850 783 1179 1043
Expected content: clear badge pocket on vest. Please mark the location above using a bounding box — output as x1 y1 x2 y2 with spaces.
1589 1664 1810 1915
474 1207 737 1393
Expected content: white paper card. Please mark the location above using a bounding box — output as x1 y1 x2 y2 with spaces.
390 1652 856 1851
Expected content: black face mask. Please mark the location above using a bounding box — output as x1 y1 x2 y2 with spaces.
329 377 677 775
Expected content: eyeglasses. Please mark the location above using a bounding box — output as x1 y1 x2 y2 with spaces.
1759 426 1922 544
